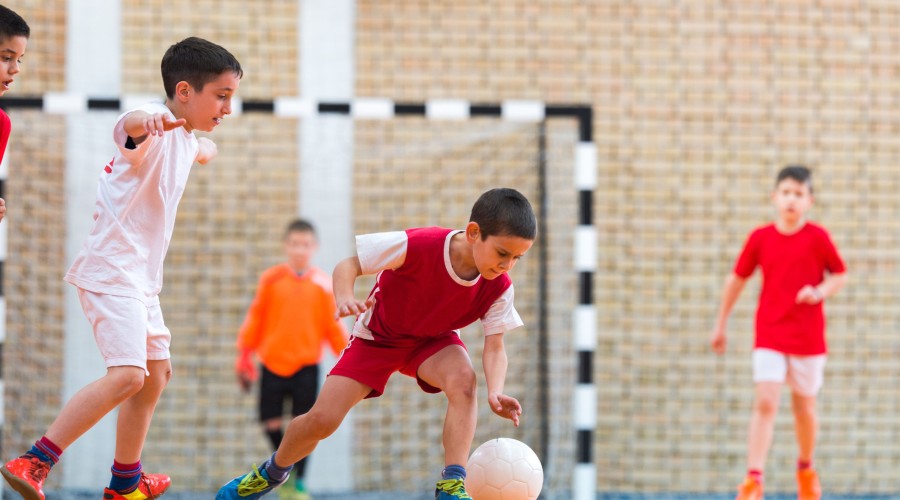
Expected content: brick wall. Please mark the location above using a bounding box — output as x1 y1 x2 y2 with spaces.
4 1 900 496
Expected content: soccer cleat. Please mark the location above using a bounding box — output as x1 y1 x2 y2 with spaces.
102 472 171 499
797 469 822 500
1 456 52 500
217 464 286 500
435 479 472 500
735 476 763 500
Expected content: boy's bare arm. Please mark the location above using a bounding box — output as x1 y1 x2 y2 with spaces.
710 273 748 354
796 271 847 304
333 256 373 318
121 111 186 144
482 333 521 427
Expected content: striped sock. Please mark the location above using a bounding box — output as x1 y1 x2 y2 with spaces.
23 436 62 466
109 460 142 494
798 459 813 471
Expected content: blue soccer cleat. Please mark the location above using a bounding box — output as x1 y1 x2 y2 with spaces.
217 464 286 500
435 478 472 500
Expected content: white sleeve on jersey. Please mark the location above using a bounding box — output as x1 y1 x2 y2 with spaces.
481 285 524 336
356 230 409 275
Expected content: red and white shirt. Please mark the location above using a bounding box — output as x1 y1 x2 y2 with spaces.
352 227 523 341
65 102 200 303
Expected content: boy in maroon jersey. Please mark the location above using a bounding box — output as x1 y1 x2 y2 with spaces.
0 5 30 223
219 188 536 500
710 166 847 500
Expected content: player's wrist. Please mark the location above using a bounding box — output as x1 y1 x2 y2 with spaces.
812 287 824 302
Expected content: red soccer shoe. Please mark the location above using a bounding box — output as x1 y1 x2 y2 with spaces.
1 456 51 500
102 472 171 499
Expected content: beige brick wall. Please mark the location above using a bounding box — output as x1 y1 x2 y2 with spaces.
4 1 900 496
2 112 67 487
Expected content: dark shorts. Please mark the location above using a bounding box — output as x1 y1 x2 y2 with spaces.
328 331 466 398
258 364 319 422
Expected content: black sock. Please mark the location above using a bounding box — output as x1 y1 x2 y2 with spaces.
265 429 284 451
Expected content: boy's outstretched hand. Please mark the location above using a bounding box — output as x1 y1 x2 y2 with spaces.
0 197 5 222
489 393 522 427
141 113 186 136
335 296 374 319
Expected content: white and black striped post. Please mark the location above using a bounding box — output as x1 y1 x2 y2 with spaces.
0 95 598 498
573 127 597 500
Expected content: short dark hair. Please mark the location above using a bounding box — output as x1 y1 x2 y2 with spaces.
284 219 316 239
776 165 813 193
161 37 243 99
0 5 30 41
469 188 537 240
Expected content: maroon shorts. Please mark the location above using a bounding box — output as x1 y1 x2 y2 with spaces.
329 332 466 398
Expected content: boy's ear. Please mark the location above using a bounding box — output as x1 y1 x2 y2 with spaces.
175 81 192 101
465 221 481 242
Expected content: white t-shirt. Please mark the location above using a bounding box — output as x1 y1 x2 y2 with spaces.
352 229 523 340
65 102 200 303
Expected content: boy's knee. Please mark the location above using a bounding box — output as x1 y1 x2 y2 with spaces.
445 368 477 400
754 395 779 416
110 367 146 397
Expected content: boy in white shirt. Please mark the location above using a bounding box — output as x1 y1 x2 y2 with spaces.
1 36 242 500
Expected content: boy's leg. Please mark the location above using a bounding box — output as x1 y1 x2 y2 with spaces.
276 374 370 466
114 359 172 462
102 359 172 499
416 345 477 469
746 381 781 471
791 392 817 464
1 366 145 500
787 354 825 500
217 375 371 500
45 366 147 448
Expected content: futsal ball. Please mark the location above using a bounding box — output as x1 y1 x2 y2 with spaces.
465 438 543 500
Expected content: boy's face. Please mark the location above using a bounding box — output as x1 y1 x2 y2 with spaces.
467 222 534 280
178 71 241 132
284 230 317 271
772 177 813 223
0 35 27 96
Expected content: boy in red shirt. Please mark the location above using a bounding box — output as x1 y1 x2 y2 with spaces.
235 219 347 500
711 166 847 500
0 5 30 223
218 188 535 500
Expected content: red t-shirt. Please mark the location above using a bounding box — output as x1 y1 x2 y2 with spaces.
0 107 11 164
734 222 846 355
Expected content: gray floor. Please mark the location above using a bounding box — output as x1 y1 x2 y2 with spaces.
33 492 900 500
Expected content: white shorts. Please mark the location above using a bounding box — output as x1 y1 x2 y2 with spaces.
77 288 171 375
752 348 826 397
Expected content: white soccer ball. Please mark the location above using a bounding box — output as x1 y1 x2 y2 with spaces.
465 438 544 500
